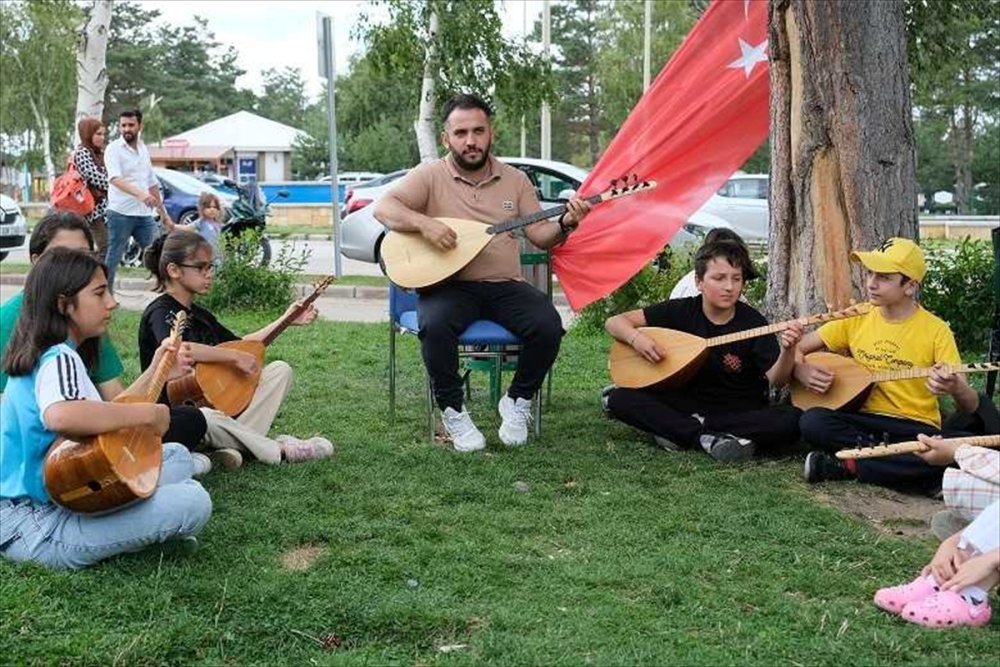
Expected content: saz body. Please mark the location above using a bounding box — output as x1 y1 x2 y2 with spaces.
790 353 1000 411
43 313 186 514
166 277 333 417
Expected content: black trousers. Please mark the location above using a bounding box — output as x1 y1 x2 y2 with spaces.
607 388 802 451
799 408 973 494
417 280 563 411
165 405 207 451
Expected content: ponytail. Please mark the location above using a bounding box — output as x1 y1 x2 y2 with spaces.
143 230 212 292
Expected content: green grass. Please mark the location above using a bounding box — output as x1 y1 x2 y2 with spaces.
2 312 997 665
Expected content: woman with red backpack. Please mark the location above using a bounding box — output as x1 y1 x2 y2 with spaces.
71 117 110 257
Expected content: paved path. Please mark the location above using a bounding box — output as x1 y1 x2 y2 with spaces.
0 278 576 326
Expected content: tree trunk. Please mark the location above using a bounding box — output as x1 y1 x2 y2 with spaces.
414 5 439 163
75 0 113 137
766 0 918 320
28 96 56 186
948 96 976 215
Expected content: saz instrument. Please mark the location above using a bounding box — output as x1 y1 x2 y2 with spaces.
790 353 1000 411
166 276 334 417
43 313 187 514
836 434 1000 460
381 177 658 289
608 303 872 389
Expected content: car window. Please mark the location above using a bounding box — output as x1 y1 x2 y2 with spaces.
514 166 580 201
722 177 768 199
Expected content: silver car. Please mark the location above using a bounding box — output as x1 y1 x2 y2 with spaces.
0 194 28 261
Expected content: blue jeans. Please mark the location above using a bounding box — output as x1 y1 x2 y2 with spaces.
0 443 212 570
105 210 160 289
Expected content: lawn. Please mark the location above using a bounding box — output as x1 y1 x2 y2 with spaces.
2 311 997 665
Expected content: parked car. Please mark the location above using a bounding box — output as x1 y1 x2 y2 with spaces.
340 169 408 218
691 173 769 241
156 168 237 226
0 194 28 262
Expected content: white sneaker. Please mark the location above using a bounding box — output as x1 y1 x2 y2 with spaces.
441 406 486 452
498 395 532 447
190 452 212 478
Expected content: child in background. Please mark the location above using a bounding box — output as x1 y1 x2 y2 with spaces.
138 230 334 467
874 499 997 628
181 191 224 265
0 248 211 569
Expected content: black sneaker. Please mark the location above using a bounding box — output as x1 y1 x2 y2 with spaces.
700 433 756 462
803 451 853 483
651 434 683 452
600 384 616 415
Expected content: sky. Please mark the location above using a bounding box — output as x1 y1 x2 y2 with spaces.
140 0 546 99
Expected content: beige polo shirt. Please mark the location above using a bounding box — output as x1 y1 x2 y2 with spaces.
388 155 540 282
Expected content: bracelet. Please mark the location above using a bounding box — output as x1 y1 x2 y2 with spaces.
557 213 573 236
628 331 640 347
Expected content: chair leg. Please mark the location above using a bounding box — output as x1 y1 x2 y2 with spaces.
493 350 502 405
534 389 542 436
389 325 397 425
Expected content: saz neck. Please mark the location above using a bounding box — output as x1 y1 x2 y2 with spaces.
486 193 603 235
261 284 329 347
870 362 1000 383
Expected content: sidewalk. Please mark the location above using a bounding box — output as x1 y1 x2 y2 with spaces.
0 274 575 326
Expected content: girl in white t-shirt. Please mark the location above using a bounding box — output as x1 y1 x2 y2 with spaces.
0 248 211 569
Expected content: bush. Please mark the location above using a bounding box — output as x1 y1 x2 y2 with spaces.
199 230 310 314
572 242 769 334
921 237 995 354
573 244 696 334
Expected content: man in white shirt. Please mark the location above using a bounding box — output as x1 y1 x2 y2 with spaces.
104 109 173 289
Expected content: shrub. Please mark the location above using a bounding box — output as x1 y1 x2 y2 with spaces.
921 237 995 354
199 230 310 314
572 242 769 334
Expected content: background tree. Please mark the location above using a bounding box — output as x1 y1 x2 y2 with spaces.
767 0 918 318
255 67 308 129
104 3 254 141
0 0 80 183
75 0 113 136
906 0 999 214
359 0 554 163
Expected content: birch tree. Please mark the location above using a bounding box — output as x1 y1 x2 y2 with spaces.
359 0 553 163
75 0 113 134
0 0 80 185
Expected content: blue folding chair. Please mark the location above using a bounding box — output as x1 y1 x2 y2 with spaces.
388 282 544 440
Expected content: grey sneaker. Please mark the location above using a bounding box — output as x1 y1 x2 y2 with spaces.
160 535 199 557
700 433 756 462
930 509 968 541
651 434 683 452
600 385 616 414
190 452 212 478
207 448 243 471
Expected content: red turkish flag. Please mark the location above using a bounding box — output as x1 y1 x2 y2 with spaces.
553 0 770 310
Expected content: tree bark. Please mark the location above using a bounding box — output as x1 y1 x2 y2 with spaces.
414 5 439 163
75 0 113 137
766 0 918 320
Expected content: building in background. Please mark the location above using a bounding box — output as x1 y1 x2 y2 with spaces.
148 110 307 182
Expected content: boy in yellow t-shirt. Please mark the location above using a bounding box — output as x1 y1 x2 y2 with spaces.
793 238 982 493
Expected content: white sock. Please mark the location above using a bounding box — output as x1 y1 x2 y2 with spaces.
960 585 988 604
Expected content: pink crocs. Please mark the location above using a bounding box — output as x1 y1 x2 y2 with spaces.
873 576 938 615
901 591 993 629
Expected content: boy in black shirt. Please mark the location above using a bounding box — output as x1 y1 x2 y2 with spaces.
604 240 803 461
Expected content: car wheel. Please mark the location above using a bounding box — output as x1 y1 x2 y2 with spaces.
0 252 8 262
178 209 198 226
121 239 144 268
375 234 387 276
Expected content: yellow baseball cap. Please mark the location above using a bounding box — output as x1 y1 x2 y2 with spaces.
850 237 926 283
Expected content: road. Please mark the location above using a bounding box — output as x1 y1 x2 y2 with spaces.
2 238 384 278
